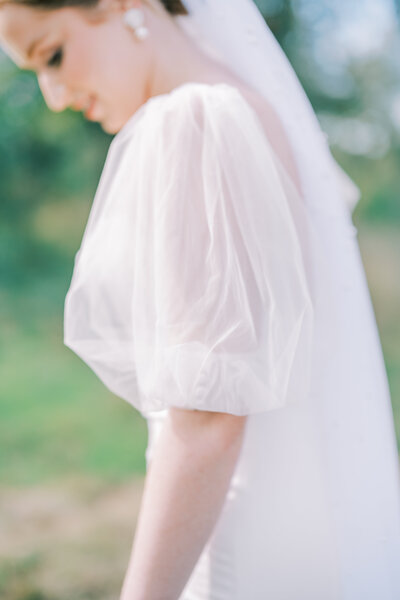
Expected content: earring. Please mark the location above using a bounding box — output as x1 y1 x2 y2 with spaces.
123 7 149 41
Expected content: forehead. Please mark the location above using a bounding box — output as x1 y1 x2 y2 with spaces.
0 3 52 39
0 4 76 66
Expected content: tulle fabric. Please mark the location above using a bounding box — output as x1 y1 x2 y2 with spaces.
64 82 317 417
176 0 361 216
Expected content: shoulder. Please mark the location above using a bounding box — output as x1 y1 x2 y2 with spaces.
112 82 255 148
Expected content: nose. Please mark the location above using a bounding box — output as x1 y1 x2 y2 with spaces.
37 71 70 113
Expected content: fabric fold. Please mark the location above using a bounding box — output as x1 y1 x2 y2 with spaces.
64 82 316 416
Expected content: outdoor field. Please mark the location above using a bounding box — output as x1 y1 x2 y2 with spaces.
1 1 399 598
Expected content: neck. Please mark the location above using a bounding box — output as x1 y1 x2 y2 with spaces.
145 10 245 100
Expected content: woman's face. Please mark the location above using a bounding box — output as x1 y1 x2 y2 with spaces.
0 0 155 133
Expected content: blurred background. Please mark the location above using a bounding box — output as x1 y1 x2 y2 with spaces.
1 0 399 598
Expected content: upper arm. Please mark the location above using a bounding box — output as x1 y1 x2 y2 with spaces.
168 406 248 448
64 83 315 420
136 84 314 417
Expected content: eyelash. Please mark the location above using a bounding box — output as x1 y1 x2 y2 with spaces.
47 48 63 68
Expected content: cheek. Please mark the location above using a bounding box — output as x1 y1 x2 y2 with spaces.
62 21 145 121
93 46 134 94
65 38 128 102
63 39 96 89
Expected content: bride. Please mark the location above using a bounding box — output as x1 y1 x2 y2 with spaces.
2 1 400 598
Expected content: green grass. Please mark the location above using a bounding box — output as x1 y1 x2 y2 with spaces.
357 221 400 449
0 321 148 486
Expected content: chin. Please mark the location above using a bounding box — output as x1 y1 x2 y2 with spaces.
100 121 119 135
97 116 123 134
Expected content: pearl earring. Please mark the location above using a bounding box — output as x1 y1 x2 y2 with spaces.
123 7 149 41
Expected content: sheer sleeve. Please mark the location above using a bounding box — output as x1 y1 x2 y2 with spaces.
64 82 315 417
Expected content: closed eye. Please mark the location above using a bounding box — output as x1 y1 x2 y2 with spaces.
47 47 63 68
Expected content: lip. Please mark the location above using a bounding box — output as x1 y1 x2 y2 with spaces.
84 97 98 120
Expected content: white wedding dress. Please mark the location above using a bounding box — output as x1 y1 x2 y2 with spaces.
63 81 400 599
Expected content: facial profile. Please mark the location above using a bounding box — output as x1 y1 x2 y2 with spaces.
0 0 167 133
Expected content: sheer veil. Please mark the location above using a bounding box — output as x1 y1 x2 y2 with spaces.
62 1 366 417
175 0 361 216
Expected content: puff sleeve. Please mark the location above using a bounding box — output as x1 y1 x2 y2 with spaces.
64 83 315 417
